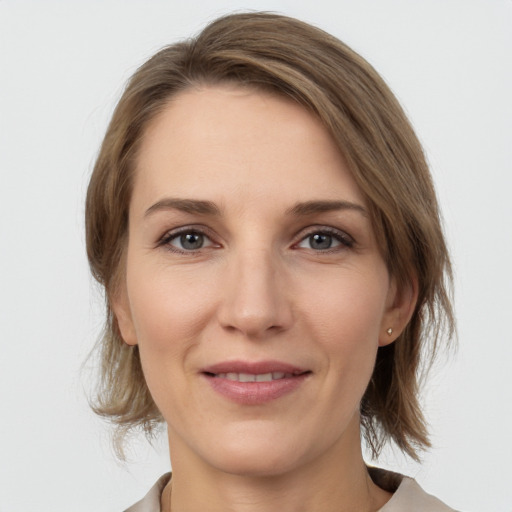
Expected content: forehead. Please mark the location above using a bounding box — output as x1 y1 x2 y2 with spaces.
132 85 365 213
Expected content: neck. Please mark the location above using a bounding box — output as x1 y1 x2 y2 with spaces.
165 417 391 512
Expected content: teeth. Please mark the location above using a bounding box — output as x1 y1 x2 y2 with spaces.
255 373 272 382
215 372 292 382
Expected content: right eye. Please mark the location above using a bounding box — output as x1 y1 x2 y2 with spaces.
160 229 216 253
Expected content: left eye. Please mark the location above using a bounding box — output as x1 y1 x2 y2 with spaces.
297 231 352 251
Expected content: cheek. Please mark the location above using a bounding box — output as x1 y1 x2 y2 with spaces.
125 262 220 412
304 271 388 342
300 270 388 389
126 261 218 354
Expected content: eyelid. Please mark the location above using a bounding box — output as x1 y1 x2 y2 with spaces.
293 225 355 250
157 225 220 253
156 224 354 253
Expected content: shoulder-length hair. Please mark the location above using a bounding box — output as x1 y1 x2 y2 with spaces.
86 12 454 460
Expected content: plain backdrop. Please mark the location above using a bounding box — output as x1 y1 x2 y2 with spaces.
1 1 511 511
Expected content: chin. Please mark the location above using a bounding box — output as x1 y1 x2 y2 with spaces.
213 452 302 479
203 431 306 478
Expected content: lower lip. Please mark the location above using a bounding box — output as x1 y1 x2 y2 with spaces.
202 373 309 405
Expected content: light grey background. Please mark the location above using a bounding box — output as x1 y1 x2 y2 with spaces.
1 1 511 511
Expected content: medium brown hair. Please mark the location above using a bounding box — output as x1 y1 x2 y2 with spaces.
86 12 454 460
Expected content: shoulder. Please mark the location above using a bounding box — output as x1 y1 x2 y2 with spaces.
123 473 171 512
379 476 459 512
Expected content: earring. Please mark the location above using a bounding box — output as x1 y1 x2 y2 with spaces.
386 328 393 336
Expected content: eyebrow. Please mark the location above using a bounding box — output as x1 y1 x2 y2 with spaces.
144 198 221 217
286 200 367 217
144 198 367 219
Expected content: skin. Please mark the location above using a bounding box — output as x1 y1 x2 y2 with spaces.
114 85 416 512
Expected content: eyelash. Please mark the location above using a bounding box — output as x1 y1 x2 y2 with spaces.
295 226 354 252
157 226 218 254
157 226 354 255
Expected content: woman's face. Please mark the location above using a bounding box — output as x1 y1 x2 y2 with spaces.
115 85 406 477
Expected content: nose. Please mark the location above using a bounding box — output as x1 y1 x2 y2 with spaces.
217 247 293 339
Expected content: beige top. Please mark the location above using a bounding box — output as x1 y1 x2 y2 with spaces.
124 470 457 512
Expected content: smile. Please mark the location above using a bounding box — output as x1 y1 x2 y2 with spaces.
213 371 299 382
201 361 311 405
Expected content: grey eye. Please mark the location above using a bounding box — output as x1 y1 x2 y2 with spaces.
161 228 217 253
299 233 342 250
296 229 353 251
177 232 205 250
308 233 334 250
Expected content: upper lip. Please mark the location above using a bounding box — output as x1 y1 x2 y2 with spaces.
201 360 309 375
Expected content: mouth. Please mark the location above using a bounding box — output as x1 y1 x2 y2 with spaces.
201 361 311 405
206 371 305 382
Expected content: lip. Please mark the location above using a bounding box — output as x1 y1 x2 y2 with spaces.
202 360 308 375
201 360 311 405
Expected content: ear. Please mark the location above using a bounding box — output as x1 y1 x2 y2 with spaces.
111 286 138 346
379 275 418 347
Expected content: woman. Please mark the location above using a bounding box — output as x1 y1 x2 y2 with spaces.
86 12 456 512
